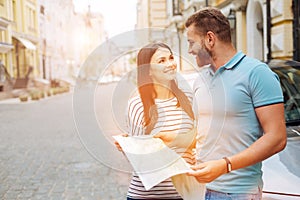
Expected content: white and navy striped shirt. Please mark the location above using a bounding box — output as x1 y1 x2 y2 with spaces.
126 93 194 199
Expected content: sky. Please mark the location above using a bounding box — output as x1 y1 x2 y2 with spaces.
73 0 137 38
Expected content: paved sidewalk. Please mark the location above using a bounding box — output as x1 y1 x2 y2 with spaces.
0 87 131 200
0 74 199 200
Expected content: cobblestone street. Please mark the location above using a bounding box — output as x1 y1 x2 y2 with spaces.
0 82 131 200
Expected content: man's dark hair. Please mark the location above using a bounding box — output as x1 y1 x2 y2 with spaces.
185 7 232 43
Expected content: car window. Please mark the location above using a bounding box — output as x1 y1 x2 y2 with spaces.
264 61 300 198
272 66 300 125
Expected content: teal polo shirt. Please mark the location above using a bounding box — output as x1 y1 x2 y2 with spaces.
193 51 283 193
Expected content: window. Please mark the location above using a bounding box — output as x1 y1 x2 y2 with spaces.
12 0 17 22
26 6 36 31
40 5 44 15
172 0 183 16
275 67 300 122
0 30 5 43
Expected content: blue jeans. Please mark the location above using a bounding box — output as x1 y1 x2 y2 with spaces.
205 189 262 200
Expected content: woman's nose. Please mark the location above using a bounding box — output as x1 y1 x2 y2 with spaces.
167 60 176 69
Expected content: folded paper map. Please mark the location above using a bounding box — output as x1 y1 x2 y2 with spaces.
113 135 205 199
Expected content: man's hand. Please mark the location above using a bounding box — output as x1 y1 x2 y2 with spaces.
114 133 128 151
187 159 227 183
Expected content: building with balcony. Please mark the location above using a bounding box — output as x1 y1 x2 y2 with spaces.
10 0 39 79
173 0 299 62
0 0 13 66
38 0 105 82
203 0 297 61
137 0 299 72
0 0 13 92
0 0 39 89
136 0 169 43
136 0 197 71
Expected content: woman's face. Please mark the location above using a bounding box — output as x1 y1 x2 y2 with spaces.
149 47 177 84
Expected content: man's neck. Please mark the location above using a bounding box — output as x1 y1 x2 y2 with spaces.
213 44 237 71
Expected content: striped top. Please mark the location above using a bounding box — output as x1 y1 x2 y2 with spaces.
126 94 194 199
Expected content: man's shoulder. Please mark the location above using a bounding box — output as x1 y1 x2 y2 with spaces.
236 56 271 76
242 56 268 68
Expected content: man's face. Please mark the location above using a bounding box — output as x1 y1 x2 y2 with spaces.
186 24 203 56
186 24 212 67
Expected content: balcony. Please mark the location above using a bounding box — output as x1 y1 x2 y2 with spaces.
0 17 10 30
0 42 14 53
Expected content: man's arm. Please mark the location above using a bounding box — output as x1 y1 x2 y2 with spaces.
188 103 287 183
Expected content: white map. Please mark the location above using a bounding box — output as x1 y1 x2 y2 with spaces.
113 135 206 200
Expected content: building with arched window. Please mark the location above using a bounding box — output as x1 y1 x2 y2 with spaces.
136 0 300 72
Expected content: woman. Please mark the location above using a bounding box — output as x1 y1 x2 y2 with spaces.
123 42 195 199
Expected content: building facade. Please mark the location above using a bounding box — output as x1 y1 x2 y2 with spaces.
0 0 13 92
206 0 296 61
136 0 196 71
38 0 105 82
0 0 39 83
0 0 106 94
136 0 299 72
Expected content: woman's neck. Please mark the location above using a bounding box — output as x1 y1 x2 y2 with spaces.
154 83 174 99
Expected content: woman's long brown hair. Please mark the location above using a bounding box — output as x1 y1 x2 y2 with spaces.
137 42 194 134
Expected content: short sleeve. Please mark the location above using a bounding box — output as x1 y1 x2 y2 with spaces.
249 64 284 108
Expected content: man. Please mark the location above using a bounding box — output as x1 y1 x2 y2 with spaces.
184 7 287 199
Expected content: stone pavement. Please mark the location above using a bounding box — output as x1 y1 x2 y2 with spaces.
0 84 131 200
0 74 199 200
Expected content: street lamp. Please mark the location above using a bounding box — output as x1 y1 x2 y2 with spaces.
172 0 183 16
227 9 236 29
172 0 184 71
172 15 184 71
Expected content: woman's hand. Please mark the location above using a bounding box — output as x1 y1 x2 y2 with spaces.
153 127 197 149
114 133 128 151
153 132 177 147
180 148 197 165
153 128 197 165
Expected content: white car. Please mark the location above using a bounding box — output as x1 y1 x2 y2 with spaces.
262 60 300 199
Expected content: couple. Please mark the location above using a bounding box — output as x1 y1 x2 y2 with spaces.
118 7 286 200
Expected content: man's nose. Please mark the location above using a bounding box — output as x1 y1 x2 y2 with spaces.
188 46 194 54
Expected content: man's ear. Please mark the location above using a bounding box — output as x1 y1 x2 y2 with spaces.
205 31 215 49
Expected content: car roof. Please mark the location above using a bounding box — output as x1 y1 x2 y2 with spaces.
267 59 300 68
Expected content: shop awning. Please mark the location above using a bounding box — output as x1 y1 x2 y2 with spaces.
14 36 36 50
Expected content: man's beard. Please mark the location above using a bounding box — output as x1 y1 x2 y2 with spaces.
196 47 213 67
